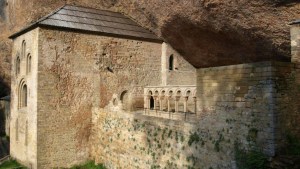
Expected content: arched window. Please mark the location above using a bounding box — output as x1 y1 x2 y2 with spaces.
120 90 129 111
22 84 27 107
16 56 20 75
169 55 174 70
22 40 26 58
27 54 31 74
150 96 154 109
18 80 28 108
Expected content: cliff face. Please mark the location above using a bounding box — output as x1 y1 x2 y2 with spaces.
0 0 299 95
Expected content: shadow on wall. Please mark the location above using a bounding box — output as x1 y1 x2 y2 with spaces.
0 76 9 98
0 104 5 136
274 0 299 7
161 15 290 68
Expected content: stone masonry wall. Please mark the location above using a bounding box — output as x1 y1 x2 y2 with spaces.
36 28 162 168
10 28 39 168
196 61 300 156
291 24 300 63
92 110 243 169
91 61 300 169
165 44 196 86
274 62 300 154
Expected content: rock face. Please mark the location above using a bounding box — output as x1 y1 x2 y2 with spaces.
0 0 299 94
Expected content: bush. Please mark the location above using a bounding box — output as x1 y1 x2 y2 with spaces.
234 143 268 169
69 161 106 169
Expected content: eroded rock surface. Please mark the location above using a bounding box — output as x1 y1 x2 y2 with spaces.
0 0 299 94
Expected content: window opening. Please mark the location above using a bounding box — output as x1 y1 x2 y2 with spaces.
169 55 174 70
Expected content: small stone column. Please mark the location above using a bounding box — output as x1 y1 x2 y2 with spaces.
193 97 197 114
175 96 180 113
159 96 164 111
183 96 188 112
147 95 151 109
167 96 171 112
153 96 158 110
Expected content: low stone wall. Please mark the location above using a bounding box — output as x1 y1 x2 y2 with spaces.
91 110 238 169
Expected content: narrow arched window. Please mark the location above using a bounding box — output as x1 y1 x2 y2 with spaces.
22 40 26 58
27 54 31 74
22 84 27 107
18 80 28 108
150 96 154 109
169 55 174 70
16 56 20 75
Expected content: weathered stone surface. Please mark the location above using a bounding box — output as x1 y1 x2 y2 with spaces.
0 0 299 93
10 26 164 168
89 61 300 169
10 28 39 168
7 3 300 169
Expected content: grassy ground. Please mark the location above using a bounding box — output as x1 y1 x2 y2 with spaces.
0 160 105 169
0 160 26 169
69 161 106 169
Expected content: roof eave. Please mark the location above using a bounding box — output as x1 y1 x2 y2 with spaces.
9 5 66 39
39 24 163 43
9 23 39 39
289 19 300 25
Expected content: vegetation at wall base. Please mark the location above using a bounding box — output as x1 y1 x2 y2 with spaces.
0 160 27 169
69 161 106 169
286 133 300 155
234 142 268 169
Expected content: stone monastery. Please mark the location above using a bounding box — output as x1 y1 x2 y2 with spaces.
8 4 300 169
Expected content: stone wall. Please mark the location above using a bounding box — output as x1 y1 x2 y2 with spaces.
196 61 300 156
291 24 300 63
36 28 162 168
161 43 196 86
274 62 300 154
90 61 300 169
91 110 240 169
10 28 39 168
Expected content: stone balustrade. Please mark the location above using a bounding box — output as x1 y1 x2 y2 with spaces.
144 86 197 114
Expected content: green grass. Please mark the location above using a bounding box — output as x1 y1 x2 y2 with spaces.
0 160 26 169
69 161 106 169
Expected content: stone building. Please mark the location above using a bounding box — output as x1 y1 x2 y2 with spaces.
8 4 300 169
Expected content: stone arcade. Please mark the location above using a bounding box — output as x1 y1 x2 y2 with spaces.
9 5 300 169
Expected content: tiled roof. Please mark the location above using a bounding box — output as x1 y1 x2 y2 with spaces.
9 5 161 42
